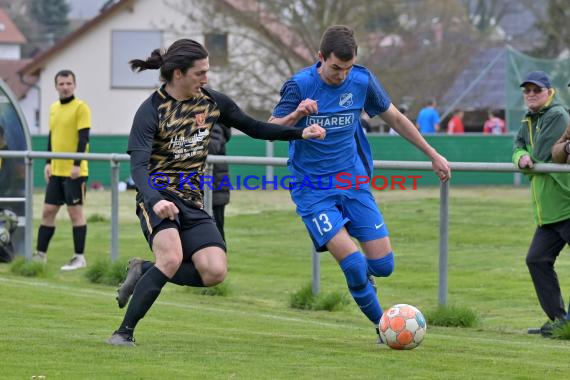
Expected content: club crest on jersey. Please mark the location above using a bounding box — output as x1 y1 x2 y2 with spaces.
195 112 206 126
339 93 353 108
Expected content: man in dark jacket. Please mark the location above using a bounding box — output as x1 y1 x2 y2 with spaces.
208 123 231 240
513 71 570 336
551 83 570 164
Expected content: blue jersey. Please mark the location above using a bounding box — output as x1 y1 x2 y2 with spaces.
273 62 391 189
416 107 440 134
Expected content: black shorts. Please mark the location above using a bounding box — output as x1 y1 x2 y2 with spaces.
136 191 226 261
44 176 87 206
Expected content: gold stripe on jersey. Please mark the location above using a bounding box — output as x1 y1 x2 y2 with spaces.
148 89 221 209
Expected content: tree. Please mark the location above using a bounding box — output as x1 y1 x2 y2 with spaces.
528 0 570 58
30 0 71 44
0 0 72 57
164 0 494 116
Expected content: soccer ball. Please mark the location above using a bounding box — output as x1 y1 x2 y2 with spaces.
379 304 427 350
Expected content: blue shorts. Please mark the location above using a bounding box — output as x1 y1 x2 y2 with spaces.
292 187 389 252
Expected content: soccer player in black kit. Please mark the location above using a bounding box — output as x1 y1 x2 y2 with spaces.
107 39 325 346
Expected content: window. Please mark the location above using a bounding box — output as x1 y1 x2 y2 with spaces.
204 32 228 67
111 30 162 88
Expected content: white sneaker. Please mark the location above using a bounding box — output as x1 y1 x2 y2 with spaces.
32 251 47 263
60 255 87 271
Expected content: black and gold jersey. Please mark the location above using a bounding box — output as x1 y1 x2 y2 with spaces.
128 86 304 210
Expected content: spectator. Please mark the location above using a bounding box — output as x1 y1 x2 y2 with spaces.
208 123 232 241
483 110 506 134
0 125 16 197
552 124 570 164
552 82 570 164
513 71 570 337
416 98 440 134
446 109 465 134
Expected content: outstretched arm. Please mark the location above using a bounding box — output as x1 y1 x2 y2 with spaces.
212 90 324 141
380 104 451 181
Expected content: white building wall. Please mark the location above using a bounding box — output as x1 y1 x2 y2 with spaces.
19 86 39 134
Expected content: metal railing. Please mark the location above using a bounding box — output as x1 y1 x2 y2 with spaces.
1 150 569 305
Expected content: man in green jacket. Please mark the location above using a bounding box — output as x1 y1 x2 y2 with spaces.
513 71 570 336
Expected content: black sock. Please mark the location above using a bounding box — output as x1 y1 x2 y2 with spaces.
117 266 168 335
169 262 205 287
72 225 87 254
36 225 55 253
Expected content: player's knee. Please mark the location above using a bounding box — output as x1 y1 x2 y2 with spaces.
42 207 58 221
156 252 183 276
368 252 394 277
525 250 552 267
340 252 368 290
202 265 227 286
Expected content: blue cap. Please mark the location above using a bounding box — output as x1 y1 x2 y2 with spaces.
520 71 551 88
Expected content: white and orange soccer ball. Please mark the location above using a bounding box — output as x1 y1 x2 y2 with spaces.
379 304 427 350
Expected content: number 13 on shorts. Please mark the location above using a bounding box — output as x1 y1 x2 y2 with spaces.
312 213 332 235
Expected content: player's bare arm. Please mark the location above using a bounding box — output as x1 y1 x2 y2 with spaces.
269 98 318 126
380 104 451 181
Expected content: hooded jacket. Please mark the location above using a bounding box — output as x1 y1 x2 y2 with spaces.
208 123 232 207
512 94 570 226
551 124 570 164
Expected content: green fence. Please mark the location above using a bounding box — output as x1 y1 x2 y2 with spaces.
32 134 520 189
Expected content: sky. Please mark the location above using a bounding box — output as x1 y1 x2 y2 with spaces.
67 0 109 20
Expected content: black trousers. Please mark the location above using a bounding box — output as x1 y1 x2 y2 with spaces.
526 218 570 321
213 204 226 242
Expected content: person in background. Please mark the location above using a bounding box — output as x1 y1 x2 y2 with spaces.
0 125 16 197
513 71 570 337
551 82 570 164
446 109 465 134
208 123 232 241
416 98 440 134
33 70 91 271
483 109 506 134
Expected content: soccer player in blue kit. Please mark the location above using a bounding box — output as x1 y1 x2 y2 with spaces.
270 25 451 342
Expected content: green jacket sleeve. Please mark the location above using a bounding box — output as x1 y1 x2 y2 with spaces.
512 127 528 167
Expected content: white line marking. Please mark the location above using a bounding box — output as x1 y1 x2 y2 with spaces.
2 276 570 350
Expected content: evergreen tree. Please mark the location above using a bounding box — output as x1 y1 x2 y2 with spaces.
30 0 71 44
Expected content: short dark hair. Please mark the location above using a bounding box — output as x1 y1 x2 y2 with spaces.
54 70 76 84
319 25 358 61
129 39 209 83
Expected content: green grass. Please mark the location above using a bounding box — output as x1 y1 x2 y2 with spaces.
1 187 570 379
290 282 349 311
426 305 480 328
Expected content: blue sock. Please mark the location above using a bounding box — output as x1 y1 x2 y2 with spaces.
367 252 394 277
340 252 382 324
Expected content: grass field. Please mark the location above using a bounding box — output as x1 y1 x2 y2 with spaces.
1 186 570 379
